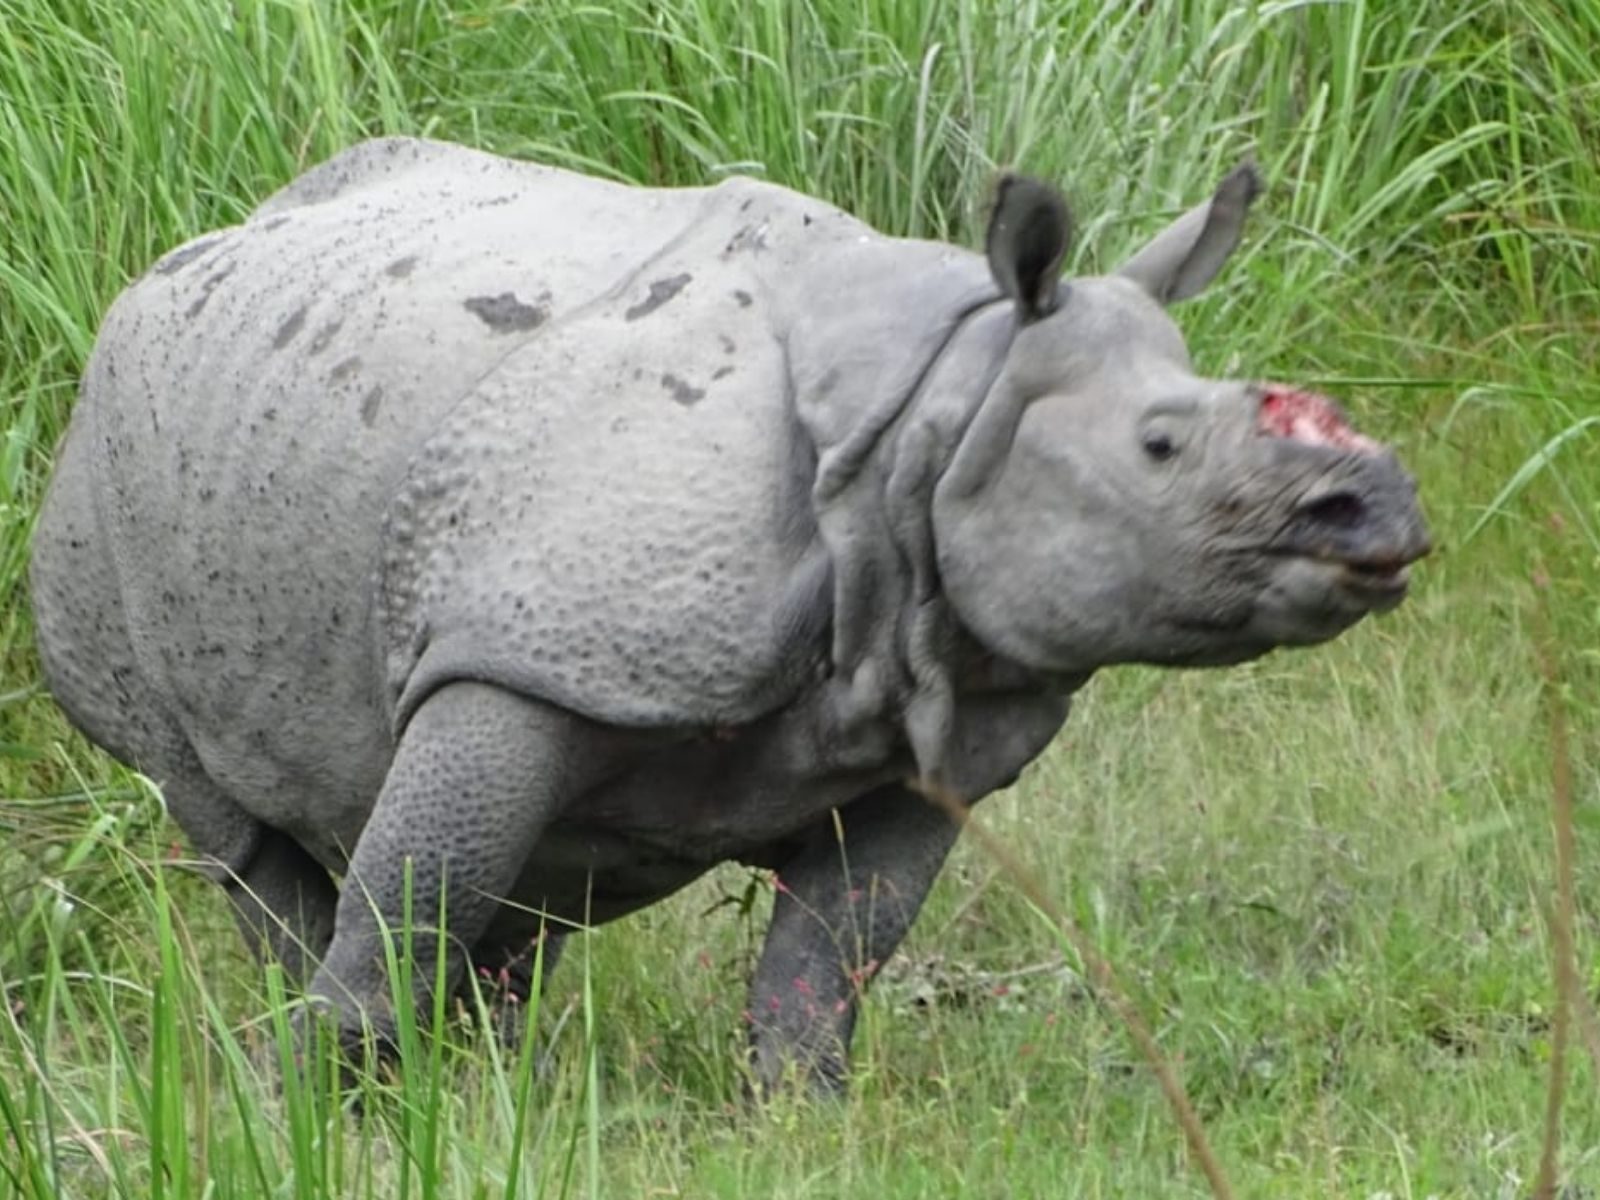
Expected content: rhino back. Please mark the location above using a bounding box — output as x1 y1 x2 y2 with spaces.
82 138 717 811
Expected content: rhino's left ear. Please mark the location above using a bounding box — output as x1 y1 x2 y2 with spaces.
1117 161 1263 304
986 173 1072 323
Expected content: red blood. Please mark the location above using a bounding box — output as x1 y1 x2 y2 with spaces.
1257 386 1380 454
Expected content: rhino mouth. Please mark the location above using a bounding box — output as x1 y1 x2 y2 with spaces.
1338 558 1411 596
1324 556 1413 610
1143 540 1420 667
1265 546 1419 612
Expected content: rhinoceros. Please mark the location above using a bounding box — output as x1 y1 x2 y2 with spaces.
31 137 1429 1091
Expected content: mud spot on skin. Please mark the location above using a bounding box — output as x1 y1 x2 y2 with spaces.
464 292 548 332
386 255 419 279
360 385 383 427
273 305 308 349
309 319 343 355
661 373 705 406
186 262 237 317
330 355 362 383
732 289 753 307
155 237 220 275
625 273 692 321
722 224 768 256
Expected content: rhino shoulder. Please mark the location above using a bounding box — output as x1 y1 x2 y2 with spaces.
378 271 832 736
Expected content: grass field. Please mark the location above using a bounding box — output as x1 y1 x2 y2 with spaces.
2 0 1599 1196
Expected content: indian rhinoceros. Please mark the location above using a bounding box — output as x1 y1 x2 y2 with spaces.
30 137 1429 1092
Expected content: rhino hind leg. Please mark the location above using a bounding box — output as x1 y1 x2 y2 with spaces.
746 785 960 1096
213 823 340 985
32 437 338 983
133 739 340 984
99 728 339 986
36 593 338 985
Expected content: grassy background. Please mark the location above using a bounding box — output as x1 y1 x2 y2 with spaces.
2 0 1598 1195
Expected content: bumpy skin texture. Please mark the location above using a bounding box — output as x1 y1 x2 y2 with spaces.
31 139 1428 1092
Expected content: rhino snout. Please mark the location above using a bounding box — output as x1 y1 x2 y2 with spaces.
1275 455 1431 609
1251 383 1430 579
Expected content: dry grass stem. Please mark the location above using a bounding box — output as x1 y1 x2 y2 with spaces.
916 778 1236 1200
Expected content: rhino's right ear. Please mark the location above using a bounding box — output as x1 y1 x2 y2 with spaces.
1117 161 1263 304
985 173 1072 323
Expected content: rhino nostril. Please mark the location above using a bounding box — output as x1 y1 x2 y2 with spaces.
1298 490 1366 529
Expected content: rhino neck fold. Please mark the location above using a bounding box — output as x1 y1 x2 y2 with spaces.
792 289 1019 787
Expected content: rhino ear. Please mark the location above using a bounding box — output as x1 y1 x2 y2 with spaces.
1117 161 1262 304
985 173 1072 322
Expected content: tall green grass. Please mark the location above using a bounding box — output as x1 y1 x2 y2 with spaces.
2 0 1598 1195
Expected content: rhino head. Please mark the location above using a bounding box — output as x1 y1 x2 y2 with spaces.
932 164 1430 675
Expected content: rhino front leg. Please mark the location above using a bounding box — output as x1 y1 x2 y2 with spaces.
747 785 959 1096
306 681 616 1054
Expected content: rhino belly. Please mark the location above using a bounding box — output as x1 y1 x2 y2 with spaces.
506 674 1075 927
493 679 913 928
504 765 907 928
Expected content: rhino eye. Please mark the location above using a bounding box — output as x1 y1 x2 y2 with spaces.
1142 431 1178 462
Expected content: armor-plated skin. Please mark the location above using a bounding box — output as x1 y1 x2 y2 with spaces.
31 139 1429 1091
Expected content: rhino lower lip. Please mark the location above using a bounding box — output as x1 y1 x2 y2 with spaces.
1266 546 1416 588
1333 559 1411 598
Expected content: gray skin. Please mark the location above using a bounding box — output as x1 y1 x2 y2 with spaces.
30 138 1429 1092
